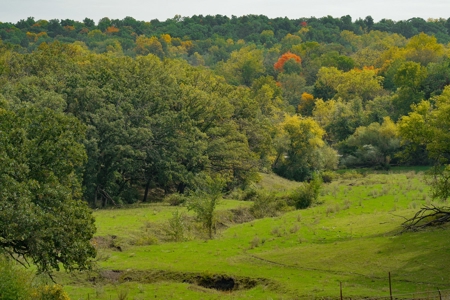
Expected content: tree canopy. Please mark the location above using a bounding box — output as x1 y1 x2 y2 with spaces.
0 104 96 274
399 86 450 200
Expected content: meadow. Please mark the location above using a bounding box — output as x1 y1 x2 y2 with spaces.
62 168 450 299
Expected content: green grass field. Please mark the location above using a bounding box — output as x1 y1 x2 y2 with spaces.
63 170 450 299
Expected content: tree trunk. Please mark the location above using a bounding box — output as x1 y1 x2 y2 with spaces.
272 152 282 169
142 178 151 203
177 182 186 194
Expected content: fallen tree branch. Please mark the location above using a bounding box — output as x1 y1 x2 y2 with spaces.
402 205 450 232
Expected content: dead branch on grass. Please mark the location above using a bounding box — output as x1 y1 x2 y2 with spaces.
402 204 450 231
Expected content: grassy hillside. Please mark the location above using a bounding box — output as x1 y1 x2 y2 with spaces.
63 170 450 299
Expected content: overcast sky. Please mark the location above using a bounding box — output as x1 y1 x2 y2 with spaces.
1 0 449 24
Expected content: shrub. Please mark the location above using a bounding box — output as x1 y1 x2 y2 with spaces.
164 210 187 242
250 192 276 218
242 187 259 201
32 284 70 300
250 191 291 218
187 174 225 239
340 170 363 180
250 236 261 248
0 256 72 300
321 171 337 183
290 174 322 209
227 187 259 201
116 289 128 300
164 193 187 206
0 256 34 300
319 145 339 171
133 233 159 246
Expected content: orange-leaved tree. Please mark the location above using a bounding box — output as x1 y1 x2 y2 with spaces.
274 52 302 72
105 26 120 34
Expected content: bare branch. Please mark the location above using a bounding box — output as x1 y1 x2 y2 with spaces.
402 205 450 232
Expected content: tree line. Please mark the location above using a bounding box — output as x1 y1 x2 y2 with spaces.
1 14 450 204
2 15 450 52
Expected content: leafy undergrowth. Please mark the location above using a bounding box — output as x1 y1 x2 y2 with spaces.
62 170 450 299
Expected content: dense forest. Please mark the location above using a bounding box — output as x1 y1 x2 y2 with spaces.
1 14 450 209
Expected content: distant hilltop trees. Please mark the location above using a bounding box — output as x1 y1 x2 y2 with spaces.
1 15 450 55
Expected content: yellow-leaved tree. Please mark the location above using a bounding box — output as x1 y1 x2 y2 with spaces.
314 66 384 102
273 114 337 181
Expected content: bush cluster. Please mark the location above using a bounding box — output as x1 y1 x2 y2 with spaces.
289 174 323 209
250 191 291 218
0 256 70 300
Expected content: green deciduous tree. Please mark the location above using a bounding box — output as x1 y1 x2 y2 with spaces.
398 85 450 230
392 61 427 118
277 73 307 109
314 66 384 103
404 33 445 66
335 67 384 102
0 105 96 274
319 98 366 143
398 85 450 200
365 95 396 124
423 58 450 98
340 117 400 168
215 46 265 86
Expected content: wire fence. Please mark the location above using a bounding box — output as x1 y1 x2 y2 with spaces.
361 288 450 300
338 273 450 300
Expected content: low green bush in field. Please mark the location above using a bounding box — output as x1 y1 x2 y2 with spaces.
290 174 323 209
250 191 292 218
164 193 187 206
225 186 259 201
321 170 337 183
241 187 259 201
132 233 159 246
32 284 70 300
0 257 70 300
339 169 364 180
164 210 188 242
0 256 33 300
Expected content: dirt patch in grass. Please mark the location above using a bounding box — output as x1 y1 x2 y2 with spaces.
99 270 122 282
92 235 123 251
216 207 256 229
97 269 273 292
229 207 256 224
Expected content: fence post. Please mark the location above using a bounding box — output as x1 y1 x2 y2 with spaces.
340 281 343 300
438 288 442 300
389 272 393 300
